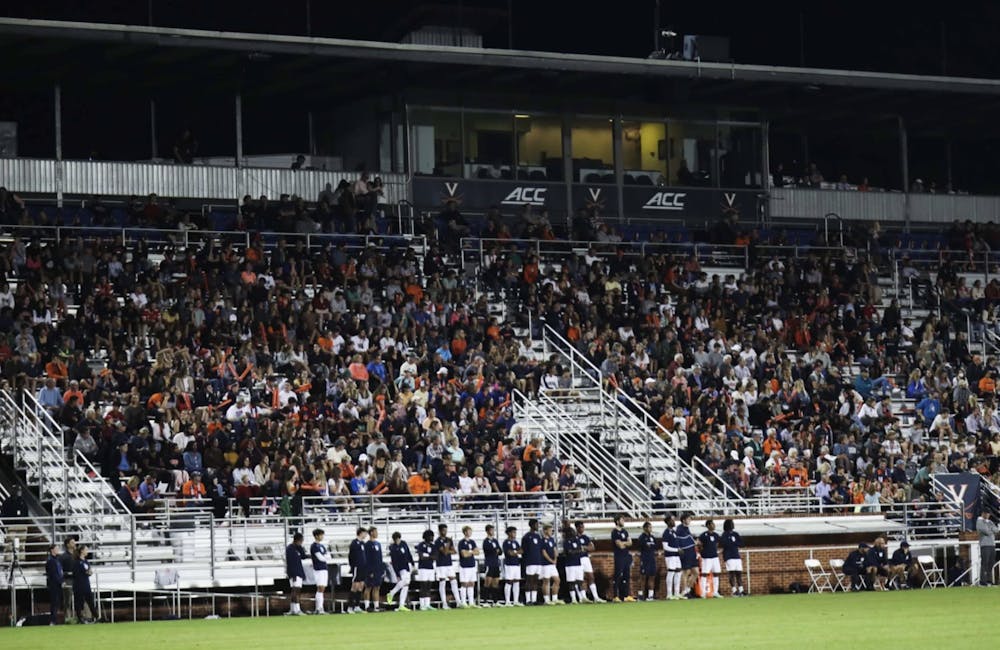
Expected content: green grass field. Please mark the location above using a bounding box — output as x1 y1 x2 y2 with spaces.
2 588 998 649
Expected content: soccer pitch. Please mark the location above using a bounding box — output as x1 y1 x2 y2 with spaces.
2 588 998 649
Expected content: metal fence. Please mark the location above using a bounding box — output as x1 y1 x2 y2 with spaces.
0 158 409 207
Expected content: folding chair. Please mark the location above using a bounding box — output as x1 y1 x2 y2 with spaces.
918 555 946 589
828 559 851 592
805 559 834 593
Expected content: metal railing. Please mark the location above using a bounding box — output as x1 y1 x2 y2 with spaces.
540 325 748 514
460 237 750 275
512 389 649 516
0 389 128 537
0 158 409 209
0 223 426 254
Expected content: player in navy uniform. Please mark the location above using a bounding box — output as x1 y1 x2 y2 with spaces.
661 515 682 601
611 515 636 602
721 519 745 596
638 521 658 600
364 527 385 611
415 530 437 610
563 526 585 603
888 541 913 590
675 512 698 598
502 526 523 606
481 525 502 606
73 545 98 624
46 543 64 624
284 532 306 615
387 531 414 611
310 528 332 613
458 526 480 608
698 519 723 598
348 527 369 613
540 523 563 605
521 518 543 605
435 523 463 608
574 521 604 602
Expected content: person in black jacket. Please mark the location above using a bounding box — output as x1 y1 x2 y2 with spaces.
284 531 306 616
865 537 888 591
73 544 98 624
59 537 77 622
45 544 63 625
843 542 869 591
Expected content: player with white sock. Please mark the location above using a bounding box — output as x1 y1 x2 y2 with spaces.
387 531 414 611
661 515 683 600
310 528 331 614
697 519 724 598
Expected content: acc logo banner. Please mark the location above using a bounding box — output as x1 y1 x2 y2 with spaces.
502 187 547 206
643 191 686 211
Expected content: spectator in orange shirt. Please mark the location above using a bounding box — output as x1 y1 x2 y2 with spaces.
522 437 543 464
408 468 431 495
786 461 809 486
239 263 257 286
979 371 997 395
180 472 208 506
62 380 85 405
45 354 68 381
451 330 468 359
762 428 783 457
348 355 369 382
522 256 539 285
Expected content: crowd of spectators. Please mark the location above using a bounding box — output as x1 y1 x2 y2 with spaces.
476 236 1000 514
0 218 583 521
3 176 1000 525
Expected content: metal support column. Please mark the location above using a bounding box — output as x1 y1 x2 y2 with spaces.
149 99 158 159
945 139 953 191
761 120 771 224
898 116 910 232
613 115 624 221
235 94 244 167
307 111 316 156
54 83 63 207
562 115 573 231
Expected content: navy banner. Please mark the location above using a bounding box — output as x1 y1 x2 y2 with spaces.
412 177 759 221
935 472 980 531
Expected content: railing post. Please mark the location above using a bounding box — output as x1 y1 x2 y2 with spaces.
209 517 216 583
63 460 69 517
130 515 137 583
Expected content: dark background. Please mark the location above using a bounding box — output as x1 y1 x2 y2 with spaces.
2 0 992 76
1 1 997 190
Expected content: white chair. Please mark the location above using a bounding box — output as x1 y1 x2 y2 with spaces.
918 555 946 588
828 559 851 592
805 559 834 593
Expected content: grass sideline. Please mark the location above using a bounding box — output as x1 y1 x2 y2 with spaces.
2 588 997 649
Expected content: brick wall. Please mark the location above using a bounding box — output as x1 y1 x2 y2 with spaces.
586 544 971 597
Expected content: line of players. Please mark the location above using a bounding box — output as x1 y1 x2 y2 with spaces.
618 512 746 601
283 512 745 613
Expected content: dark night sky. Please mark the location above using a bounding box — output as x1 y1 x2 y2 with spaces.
3 1 1000 190
3 0 997 76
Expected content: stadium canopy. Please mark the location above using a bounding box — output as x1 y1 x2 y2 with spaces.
2 17 1000 138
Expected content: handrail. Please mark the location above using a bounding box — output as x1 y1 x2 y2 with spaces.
531 390 651 508
0 223 426 254
541 324 747 513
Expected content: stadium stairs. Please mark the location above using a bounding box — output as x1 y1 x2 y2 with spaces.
537 325 748 515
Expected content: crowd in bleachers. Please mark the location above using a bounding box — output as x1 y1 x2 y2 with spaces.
478 232 1000 511
2 178 1000 521
0 196 588 519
